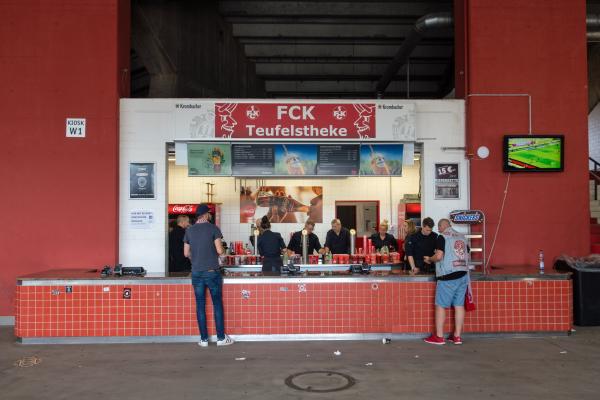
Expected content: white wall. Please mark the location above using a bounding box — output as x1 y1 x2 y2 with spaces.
120 99 467 272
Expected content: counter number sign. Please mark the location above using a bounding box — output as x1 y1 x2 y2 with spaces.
66 118 86 138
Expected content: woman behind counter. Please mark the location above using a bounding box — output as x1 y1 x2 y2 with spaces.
370 220 397 251
257 215 286 275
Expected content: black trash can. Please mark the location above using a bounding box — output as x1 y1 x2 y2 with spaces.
571 263 600 326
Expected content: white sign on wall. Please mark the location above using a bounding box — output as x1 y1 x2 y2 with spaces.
130 210 154 229
66 118 86 138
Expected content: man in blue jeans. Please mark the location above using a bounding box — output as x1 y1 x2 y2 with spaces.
184 204 234 347
423 218 469 346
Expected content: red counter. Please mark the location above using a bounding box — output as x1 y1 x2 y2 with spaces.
14 267 572 343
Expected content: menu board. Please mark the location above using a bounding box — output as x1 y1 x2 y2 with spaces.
187 143 232 176
273 144 318 176
359 144 403 176
317 144 359 176
232 144 275 175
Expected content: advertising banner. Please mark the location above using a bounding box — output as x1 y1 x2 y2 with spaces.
173 100 416 141
187 143 232 176
240 186 323 223
359 144 404 176
435 163 460 199
215 103 376 139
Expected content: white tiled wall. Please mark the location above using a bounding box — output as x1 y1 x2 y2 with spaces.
168 162 421 244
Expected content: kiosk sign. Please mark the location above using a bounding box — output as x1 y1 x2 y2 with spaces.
215 103 376 139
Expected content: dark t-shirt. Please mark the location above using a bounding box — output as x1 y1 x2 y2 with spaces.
370 233 397 251
435 235 467 280
405 231 438 268
288 231 322 255
258 230 286 258
183 222 223 271
324 228 351 254
169 225 191 272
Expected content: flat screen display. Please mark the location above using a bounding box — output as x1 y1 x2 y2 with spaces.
317 144 360 176
359 144 403 176
503 135 564 172
273 144 318 176
231 144 275 176
187 143 232 176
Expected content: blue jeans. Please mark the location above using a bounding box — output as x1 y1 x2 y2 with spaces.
191 270 225 341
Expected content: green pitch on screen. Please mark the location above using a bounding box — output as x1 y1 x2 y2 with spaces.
507 138 562 169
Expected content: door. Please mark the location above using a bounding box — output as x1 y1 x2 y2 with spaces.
336 205 357 231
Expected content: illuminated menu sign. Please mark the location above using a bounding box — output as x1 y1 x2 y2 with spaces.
231 144 275 175
317 144 360 176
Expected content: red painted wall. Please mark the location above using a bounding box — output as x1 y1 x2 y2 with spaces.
466 0 589 266
0 1 129 315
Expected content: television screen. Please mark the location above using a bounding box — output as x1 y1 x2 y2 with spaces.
274 144 318 176
359 144 403 176
503 135 564 172
187 143 232 176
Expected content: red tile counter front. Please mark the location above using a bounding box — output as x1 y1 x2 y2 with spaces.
14 270 572 343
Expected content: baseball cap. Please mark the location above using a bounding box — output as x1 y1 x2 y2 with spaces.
196 203 210 216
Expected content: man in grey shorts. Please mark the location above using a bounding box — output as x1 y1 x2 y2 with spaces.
423 218 469 345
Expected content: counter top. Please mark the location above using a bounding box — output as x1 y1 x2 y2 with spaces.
17 265 570 285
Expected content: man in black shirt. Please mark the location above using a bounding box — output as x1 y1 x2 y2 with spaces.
324 218 351 254
169 215 191 273
405 217 438 274
287 220 323 255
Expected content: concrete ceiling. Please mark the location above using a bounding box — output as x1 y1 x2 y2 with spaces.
216 0 454 99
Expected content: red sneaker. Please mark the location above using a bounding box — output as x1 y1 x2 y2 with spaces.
447 334 463 345
423 334 445 345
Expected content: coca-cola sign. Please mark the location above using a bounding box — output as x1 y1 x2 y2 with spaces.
168 204 197 214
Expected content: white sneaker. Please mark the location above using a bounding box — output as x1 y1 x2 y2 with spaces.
198 340 209 347
216 335 234 346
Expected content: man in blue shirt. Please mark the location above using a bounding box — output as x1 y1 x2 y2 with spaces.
184 204 234 347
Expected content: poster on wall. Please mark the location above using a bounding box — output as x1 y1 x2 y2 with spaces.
129 162 155 199
359 144 403 176
240 186 323 223
274 144 318 176
434 163 460 200
187 143 232 176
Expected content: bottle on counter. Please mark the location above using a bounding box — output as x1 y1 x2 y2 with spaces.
325 251 332 264
229 242 236 255
539 249 545 274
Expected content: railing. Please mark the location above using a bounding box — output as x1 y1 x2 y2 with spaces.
590 157 600 201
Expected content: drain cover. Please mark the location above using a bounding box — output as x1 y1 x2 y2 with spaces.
285 371 356 393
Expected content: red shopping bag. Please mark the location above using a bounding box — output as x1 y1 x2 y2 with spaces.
465 284 476 312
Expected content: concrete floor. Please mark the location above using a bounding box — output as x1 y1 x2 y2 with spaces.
1 328 599 400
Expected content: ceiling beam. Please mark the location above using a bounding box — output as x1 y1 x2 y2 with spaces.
218 1 451 18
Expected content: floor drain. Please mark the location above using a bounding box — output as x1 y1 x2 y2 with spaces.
285 371 356 393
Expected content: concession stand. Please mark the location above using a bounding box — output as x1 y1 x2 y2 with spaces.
13 99 572 343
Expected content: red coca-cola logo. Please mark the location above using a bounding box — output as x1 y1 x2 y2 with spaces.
169 204 197 214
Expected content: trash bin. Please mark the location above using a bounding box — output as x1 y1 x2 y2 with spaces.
571 262 600 326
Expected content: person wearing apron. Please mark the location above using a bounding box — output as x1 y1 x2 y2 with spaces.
257 215 286 275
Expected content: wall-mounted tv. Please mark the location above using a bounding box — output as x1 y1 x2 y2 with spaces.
503 135 564 172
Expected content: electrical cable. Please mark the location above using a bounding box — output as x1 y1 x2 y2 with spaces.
485 172 511 270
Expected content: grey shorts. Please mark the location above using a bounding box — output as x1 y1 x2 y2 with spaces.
435 274 469 308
